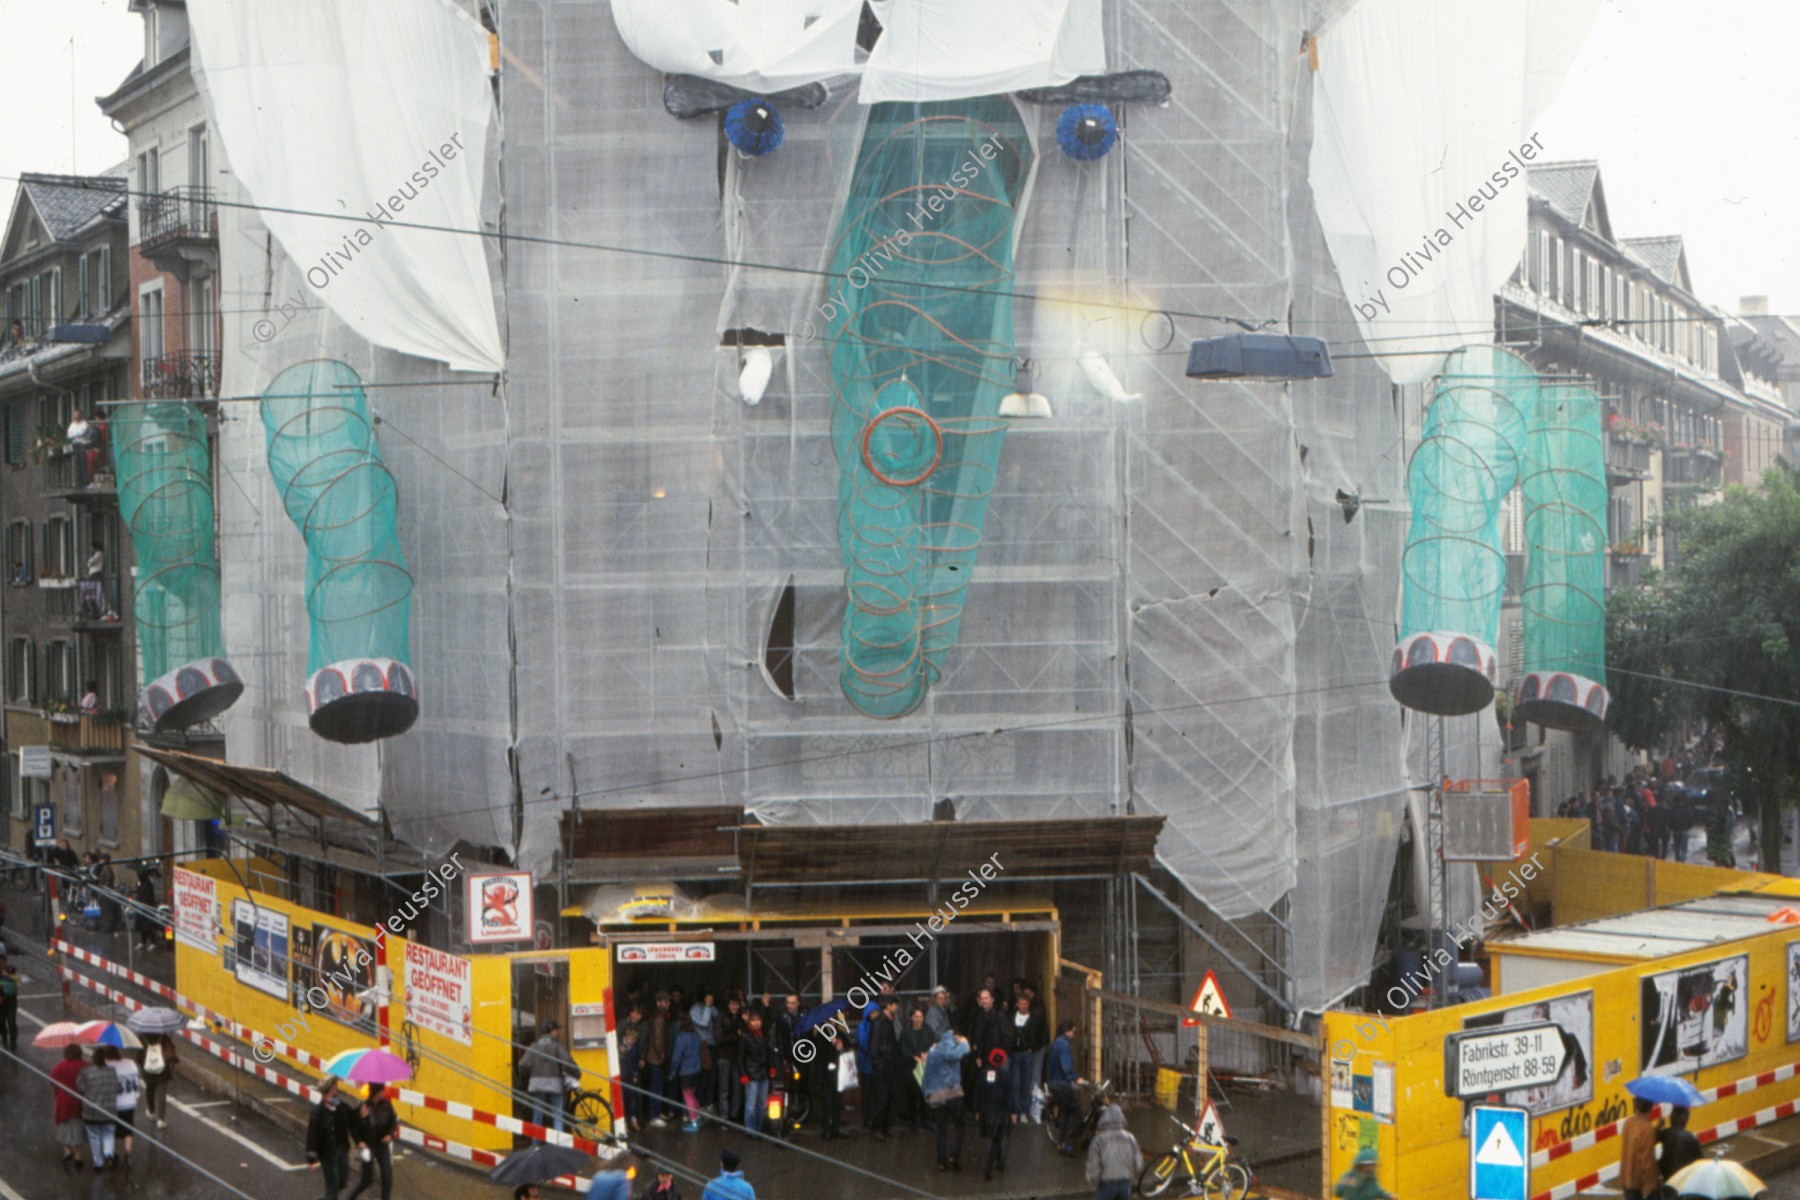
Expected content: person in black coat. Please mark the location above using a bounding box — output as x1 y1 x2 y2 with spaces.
978 1049 1014 1181
1002 993 1048 1124
305 1079 354 1200
866 996 901 1140
961 988 1005 1123
808 1029 848 1141
348 1084 399 1200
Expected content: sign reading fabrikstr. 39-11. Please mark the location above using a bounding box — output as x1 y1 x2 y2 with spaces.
1444 1021 1568 1098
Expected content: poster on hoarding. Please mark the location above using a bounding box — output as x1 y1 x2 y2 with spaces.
172 868 218 953
1460 990 1593 1116
467 871 533 943
616 942 716 964
303 924 380 1029
403 942 472 1046
231 899 290 1001
1641 954 1747 1076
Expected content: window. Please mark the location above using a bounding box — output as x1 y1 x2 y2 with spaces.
99 774 119 846
3 405 23 466
7 637 34 704
61 765 82 839
48 267 61 328
7 519 32 580
1527 230 1543 291
192 276 216 355
144 3 161 69
45 639 76 703
1545 236 1559 299
43 515 73 580
189 124 210 191
140 284 165 363
96 641 124 711
28 275 42 338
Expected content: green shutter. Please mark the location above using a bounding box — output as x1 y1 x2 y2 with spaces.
2 405 18 465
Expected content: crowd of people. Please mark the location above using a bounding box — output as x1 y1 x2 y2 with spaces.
594 973 1102 1182
46 1028 176 1173
1553 736 1734 865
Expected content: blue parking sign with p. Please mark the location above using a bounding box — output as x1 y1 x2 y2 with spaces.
1471 1105 1529 1200
33 803 54 845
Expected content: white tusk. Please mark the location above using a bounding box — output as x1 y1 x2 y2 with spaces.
1079 349 1140 402
739 346 774 405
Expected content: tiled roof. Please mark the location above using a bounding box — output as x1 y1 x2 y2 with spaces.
1621 236 1684 287
1527 161 1599 227
19 174 126 241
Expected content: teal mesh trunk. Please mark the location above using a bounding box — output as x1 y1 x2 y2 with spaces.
112 401 242 728
823 98 1031 718
1514 385 1608 730
1390 345 1537 716
262 360 418 742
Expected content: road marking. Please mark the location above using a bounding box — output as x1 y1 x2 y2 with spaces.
0 1171 27 1200
185 1100 232 1109
15 1008 45 1029
167 1097 306 1170
18 992 61 1000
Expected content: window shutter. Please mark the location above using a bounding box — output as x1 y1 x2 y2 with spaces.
98 248 111 312
2 406 16 465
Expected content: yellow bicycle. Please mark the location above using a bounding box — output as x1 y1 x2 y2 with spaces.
1137 1115 1254 1199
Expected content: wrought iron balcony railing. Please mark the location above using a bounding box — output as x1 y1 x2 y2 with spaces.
139 186 217 248
142 350 220 399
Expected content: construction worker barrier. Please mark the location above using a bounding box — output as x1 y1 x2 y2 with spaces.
1532 1058 1800 1168
53 937 616 1188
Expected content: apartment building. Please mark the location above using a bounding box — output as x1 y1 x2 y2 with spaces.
0 174 140 864
1492 160 1786 807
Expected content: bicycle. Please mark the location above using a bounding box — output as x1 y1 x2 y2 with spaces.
566 1083 616 1144
1138 1115 1254 1199
1043 1077 1114 1149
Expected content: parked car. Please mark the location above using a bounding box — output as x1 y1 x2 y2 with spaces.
1685 767 1736 825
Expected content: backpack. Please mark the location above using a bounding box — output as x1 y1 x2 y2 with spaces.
144 1042 166 1075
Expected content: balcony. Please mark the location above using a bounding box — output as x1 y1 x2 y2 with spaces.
46 713 126 755
1607 551 1649 591
1604 432 1653 481
143 350 220 400
41 444 116 503
1663 447 1723 489
138 187 219 281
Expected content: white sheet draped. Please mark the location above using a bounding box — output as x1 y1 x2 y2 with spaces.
1308 0 1599 384
610 0 865 94
188 0 504 373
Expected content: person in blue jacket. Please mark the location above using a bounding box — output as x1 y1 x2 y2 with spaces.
670 1015 705 1132
1046 1019 1087 1154
922 1030 972 1172
700 1149 756 1200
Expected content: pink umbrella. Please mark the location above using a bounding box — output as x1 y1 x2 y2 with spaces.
31 1021 88 1049
322 1047 412 1084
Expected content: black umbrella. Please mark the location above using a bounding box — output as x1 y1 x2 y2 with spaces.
486 1143 592 1186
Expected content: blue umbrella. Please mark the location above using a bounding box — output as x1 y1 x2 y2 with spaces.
1626 1075 1706 1107
793 998 851 1037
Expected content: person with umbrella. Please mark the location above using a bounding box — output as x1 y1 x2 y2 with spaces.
50 1043 87 1167
1619 1097 1662 1200
76 1046 120 1170
1665 1150 1769 1199
348 1082 400 1200
106 1044 142 1166
126 1007 185 1129
0 954 18 1052
307 1077 355 1199
487 1141 593 1192
1660 1107 1703 1184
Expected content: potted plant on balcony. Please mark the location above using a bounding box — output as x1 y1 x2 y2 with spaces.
30 424 68 464
43 698 79 724
1610 540 1644 558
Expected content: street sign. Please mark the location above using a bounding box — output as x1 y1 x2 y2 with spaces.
1445 1021 1567 1099
1183 970 1232 1025
1470 1105 1529 1200
1195 1100 1226 1147
32 803 54 845
19 745 50 779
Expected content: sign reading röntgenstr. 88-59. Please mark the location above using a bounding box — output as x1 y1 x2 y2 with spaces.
1444 1020 1568 1098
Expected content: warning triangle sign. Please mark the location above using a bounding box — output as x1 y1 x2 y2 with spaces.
1475 1120 1524 1168
1183 970 1232 1025
1196 1101 1226 1147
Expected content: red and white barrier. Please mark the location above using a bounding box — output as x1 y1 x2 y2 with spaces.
53 938 620 1175
1532 1058 1800 1167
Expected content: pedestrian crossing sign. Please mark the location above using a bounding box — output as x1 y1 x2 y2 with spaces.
1183 970 1232 1025
1470 1105 1529 1200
